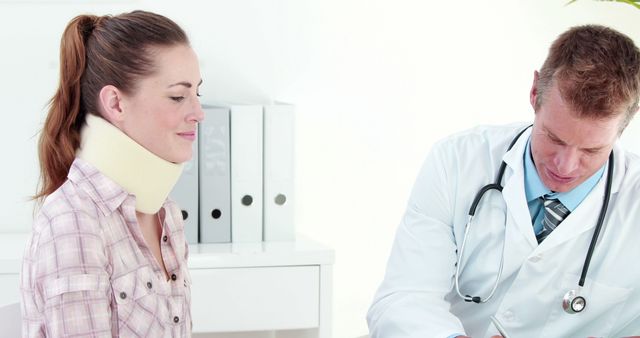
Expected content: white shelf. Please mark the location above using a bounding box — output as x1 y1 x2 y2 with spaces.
188 236 334 269
0 233 334 272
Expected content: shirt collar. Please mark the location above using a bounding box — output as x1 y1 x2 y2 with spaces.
68 158 175 217
67 158 128 215
523 137 605 211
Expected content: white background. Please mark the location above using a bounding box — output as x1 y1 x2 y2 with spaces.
1 1 638 337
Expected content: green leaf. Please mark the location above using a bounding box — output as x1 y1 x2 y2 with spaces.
567 0 640 9
616 0 640 9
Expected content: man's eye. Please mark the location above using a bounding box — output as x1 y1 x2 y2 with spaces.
584 149 600 155
170 96 185 102
549 137 563 145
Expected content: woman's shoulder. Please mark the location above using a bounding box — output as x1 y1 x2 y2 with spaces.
25 179 110 278
33 179 103 240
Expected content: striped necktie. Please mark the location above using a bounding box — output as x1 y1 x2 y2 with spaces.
536 196 571 243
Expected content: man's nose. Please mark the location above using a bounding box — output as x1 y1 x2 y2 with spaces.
553 147 580 175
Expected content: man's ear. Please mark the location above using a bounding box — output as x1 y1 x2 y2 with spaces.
98 85 126 124
530 70 539 111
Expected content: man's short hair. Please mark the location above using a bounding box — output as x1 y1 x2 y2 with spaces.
535 25 640 129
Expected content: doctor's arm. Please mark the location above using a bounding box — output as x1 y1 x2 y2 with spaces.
367 141 467 337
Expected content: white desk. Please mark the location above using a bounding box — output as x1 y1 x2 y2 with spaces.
0 233 334 338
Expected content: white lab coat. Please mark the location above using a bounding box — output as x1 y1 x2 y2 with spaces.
367 123 640 338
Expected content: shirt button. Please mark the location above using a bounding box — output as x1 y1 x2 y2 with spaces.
171 274 177 281
163 235 168 242
173 316 180 323
119 292 127 299
146 281 153 289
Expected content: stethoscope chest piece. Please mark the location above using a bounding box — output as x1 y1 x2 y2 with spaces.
562 289 586 314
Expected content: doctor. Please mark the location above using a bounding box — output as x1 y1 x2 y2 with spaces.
367 25 640 337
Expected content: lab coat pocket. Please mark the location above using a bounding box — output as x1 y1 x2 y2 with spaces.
541 272 630 338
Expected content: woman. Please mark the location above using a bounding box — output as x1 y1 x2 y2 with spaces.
20 10 203 337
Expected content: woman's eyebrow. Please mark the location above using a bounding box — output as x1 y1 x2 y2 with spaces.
168 79 203 88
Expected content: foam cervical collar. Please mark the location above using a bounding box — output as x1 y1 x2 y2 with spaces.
77 114 183 214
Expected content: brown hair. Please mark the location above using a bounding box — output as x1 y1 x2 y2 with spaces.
35 10 189 200
535 25 640 129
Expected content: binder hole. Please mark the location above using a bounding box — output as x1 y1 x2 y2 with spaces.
211 209 222 219
181 210 189 220
275 194 287 205
241 195 253 206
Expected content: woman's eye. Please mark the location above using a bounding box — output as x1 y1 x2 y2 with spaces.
196 92 202 97
170 96 185 102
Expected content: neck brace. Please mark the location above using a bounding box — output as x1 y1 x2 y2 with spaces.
77 114 183 214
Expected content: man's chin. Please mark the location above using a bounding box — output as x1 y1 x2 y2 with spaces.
545 179 582 193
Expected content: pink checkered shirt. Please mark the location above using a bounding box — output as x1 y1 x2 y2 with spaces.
20 158 192 337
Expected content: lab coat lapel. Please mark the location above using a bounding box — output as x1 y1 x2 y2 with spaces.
501 129 538 255
502 131 538 278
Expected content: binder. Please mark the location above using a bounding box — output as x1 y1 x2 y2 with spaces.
230 104 264 242
198 105 231 243
170 138 199 244
263 103 295 241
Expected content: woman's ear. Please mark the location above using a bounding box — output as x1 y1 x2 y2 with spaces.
98 85 126 125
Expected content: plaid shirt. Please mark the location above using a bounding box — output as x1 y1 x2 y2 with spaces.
20 158 192 337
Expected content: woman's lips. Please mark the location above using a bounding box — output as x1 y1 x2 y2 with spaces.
177 131 196 141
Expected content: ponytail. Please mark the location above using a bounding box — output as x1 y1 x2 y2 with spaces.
34 15 98 201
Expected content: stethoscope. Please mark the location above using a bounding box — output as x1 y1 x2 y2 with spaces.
454 125 614 315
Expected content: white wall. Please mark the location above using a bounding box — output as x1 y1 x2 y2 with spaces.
1 1 639 337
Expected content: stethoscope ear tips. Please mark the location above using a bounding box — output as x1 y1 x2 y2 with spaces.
562 290 586 314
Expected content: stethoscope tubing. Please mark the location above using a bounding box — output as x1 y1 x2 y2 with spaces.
578 151 614 287
455 126 531 304
455 212 506 304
